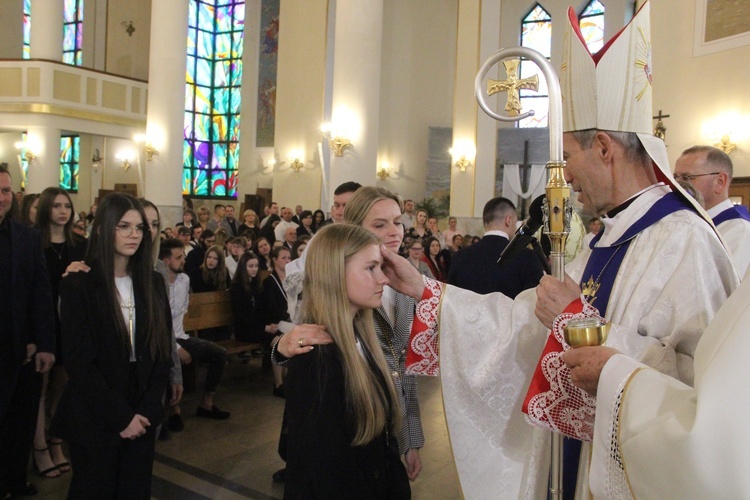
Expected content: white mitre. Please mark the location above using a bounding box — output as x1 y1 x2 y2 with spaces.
560 1 710 220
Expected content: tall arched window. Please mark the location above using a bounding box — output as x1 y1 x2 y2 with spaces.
63 0 84 66
519 4 551 128
22 0 30 59
60 136 80 192
579 0 605 54
183 0 246 199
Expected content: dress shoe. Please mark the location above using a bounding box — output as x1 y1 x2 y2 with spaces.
196 405 230 420
167 413 185 432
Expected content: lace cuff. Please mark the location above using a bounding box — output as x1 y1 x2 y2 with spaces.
405 276 443 376
522 295 606 441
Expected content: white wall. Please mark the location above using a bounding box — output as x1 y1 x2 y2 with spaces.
652 0 750 175
378 0 458 202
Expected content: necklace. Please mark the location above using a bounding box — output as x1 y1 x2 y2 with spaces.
116 277 135 355
376 311 400 382
50 242 65 260
581 244 624 306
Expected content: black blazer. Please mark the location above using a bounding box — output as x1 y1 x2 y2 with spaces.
448 234 544 298
285 344 409 499
51 267 171 448
0 220 55 416
229 282 265 343
262 272 289 325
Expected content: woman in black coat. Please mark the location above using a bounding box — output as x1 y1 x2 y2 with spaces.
52 193 172 499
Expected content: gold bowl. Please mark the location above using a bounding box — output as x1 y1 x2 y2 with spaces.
563 317 610 348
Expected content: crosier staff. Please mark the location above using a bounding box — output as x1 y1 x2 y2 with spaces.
475 46 571 500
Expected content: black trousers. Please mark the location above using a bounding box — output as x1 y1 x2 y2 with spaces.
0 361 42 496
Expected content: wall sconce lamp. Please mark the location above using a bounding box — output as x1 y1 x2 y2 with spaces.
91 149 103 170
321 123 352 157
116 150 135 171
449 143 476 172
288 149 304 172
134 134 159 161
377 162 392 181
15 141 37 162
714 135 736 155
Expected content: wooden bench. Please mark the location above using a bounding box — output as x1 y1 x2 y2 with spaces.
181 290 263 392
183 290 262 355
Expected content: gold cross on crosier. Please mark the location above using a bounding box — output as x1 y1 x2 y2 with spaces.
487 59 539 116
581 276 600 306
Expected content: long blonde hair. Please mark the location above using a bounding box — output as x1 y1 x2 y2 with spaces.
302 224 401 446
343 186 404 227
201 245 229 290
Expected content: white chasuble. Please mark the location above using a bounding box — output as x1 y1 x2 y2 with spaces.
408 185 738 499
592 277 750 499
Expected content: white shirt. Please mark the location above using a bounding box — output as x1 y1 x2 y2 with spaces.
169 272 191 342
115 276 136 361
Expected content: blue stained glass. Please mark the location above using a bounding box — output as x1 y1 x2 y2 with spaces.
23 0 31 59
59 135 79 192
198 4 215 31
519 3 551 128
189 1 198 26
195 58 212 86
185 0 245 198
233 5 246 29
62 0 83 66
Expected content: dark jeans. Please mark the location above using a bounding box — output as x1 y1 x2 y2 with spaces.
177 337 227 393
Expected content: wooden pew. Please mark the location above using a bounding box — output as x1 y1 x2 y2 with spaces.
182 290 262 355
181 290 262 392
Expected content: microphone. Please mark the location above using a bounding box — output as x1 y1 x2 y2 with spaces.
497 194 546 268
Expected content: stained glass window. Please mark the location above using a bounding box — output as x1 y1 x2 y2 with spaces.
22 0 30 59
579 0 605 54
60 136 80 192
19 133 29 189
63 0 83 66
184 0 245 198
519 4 551 128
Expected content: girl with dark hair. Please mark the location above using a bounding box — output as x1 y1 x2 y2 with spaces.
20 193 39 226
32 187 87 478
189 245 230 292
253 236 272 271
311 209 326 233
52 193 172 499
259 213 281 244
230 252 267 344
263 245 291 397
421 236 445 282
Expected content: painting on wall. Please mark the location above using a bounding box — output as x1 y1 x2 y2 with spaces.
256 0 279 147
694 0 750 56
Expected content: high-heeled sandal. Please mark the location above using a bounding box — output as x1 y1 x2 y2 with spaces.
33 447 61 478
47 439 71 473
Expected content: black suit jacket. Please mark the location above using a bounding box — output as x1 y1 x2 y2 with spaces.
0 220 55 417
285 345 409 499
51 267 171 447
448 234 544 298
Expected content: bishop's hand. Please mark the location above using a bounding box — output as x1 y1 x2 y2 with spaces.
563 346 619 396
380 245 425 300
535 273 581 329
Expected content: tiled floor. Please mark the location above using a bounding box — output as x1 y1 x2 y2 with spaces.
35 356 461 499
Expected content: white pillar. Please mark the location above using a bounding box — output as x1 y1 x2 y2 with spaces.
25 126 61 194
143 0 189 224
29 0 63 60
327 0 384 191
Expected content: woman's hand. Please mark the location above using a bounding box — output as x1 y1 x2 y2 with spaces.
276 324 331 358
62 260 90 278
119 414 150 439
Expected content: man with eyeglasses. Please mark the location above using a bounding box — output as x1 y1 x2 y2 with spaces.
675 145 750 277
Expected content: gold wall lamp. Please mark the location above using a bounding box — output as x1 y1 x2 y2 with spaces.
134 133 159 161
449 142 476 172
288 149 304 172
321 123 352 157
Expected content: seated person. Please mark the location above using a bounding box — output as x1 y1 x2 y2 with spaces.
160 239 230 429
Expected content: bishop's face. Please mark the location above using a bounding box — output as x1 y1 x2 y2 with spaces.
563 133 613 216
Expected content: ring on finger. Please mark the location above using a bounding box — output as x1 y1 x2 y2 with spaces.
298 338 305 348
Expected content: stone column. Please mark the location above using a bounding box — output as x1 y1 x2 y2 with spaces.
327 0 384 192
25 126 61 193
143 0 189 225
29 0 63 60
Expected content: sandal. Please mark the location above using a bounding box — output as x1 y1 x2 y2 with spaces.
33 447 61 478
47 439 71 473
